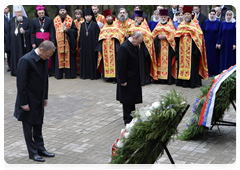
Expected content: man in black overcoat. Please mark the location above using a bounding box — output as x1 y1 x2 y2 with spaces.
5 5 32 76
4 5 13 72
116 31 143 125
168 5 178 20
14 41 55 162
193 5 207 28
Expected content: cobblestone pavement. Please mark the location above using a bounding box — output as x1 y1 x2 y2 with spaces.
4 59 236 166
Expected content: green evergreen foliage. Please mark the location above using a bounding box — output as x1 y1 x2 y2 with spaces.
178 71 236 140
110 89 188 164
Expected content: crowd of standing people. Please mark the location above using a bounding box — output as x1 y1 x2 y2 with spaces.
4 5 236 87
4 5 236 162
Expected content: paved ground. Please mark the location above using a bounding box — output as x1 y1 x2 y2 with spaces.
4 59 236 166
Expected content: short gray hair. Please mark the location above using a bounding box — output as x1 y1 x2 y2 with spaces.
39 41 55 52
132 31 143 40
119 7 127 13
153 10 159 15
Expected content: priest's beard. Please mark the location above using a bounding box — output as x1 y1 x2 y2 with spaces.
117 13 128 21
135 21 141 26
107 20 113 25
160 20 167 25
185 18 191 23
16 16 23 21
60 13 66 19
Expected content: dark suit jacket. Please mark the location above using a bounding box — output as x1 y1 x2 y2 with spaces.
14 49 48 124
168 7 178 21
116 39 142 105
221 6 230 17
130 13 148 23
197 13 207 29
4 13 13 44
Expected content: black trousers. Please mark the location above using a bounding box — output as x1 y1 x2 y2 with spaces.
22 121 46 157
7 51 10 68
122 104 135 125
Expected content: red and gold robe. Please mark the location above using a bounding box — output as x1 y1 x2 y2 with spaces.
115 18 134 35
97 21 125 78
54 14 73 69
74 18 84 74
128 19 158 80
96 13 106 28
175 17 209 80
152 19 176 80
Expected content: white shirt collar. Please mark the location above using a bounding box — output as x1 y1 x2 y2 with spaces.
172 8 177 13
5 12 10 18
195 12 200 19
34 49 39 56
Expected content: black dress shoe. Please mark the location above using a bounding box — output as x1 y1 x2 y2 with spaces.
112 80 116 84
7 68 10 72
29 155 45 162
38 151 55 157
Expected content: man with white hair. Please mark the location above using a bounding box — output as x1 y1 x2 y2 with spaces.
5 5 31 76
116 31 143 125
152 9 176 84
128 10 158 86
115 7 134 39
175 6 209 88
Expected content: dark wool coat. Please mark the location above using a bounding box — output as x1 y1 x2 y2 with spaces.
14 50 48 124
116 39 142 105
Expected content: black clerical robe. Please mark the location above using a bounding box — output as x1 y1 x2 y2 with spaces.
53 16 78 79
6 16 31 76
31 16 55 75
78 21 101 79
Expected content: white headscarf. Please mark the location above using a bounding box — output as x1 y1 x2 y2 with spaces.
13 5 28 18
208 13 217 22
225 10 235 23
153 10 160 22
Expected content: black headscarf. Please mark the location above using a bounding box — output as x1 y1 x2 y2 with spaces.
55 5 70 17
83 8 97 22
35 5 49 18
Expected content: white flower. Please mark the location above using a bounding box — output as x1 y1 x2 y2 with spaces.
151 101 160 109
131 118 138 123
123 132 130 139
116 139 124 148
145 110 152 117
126 121 135 132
